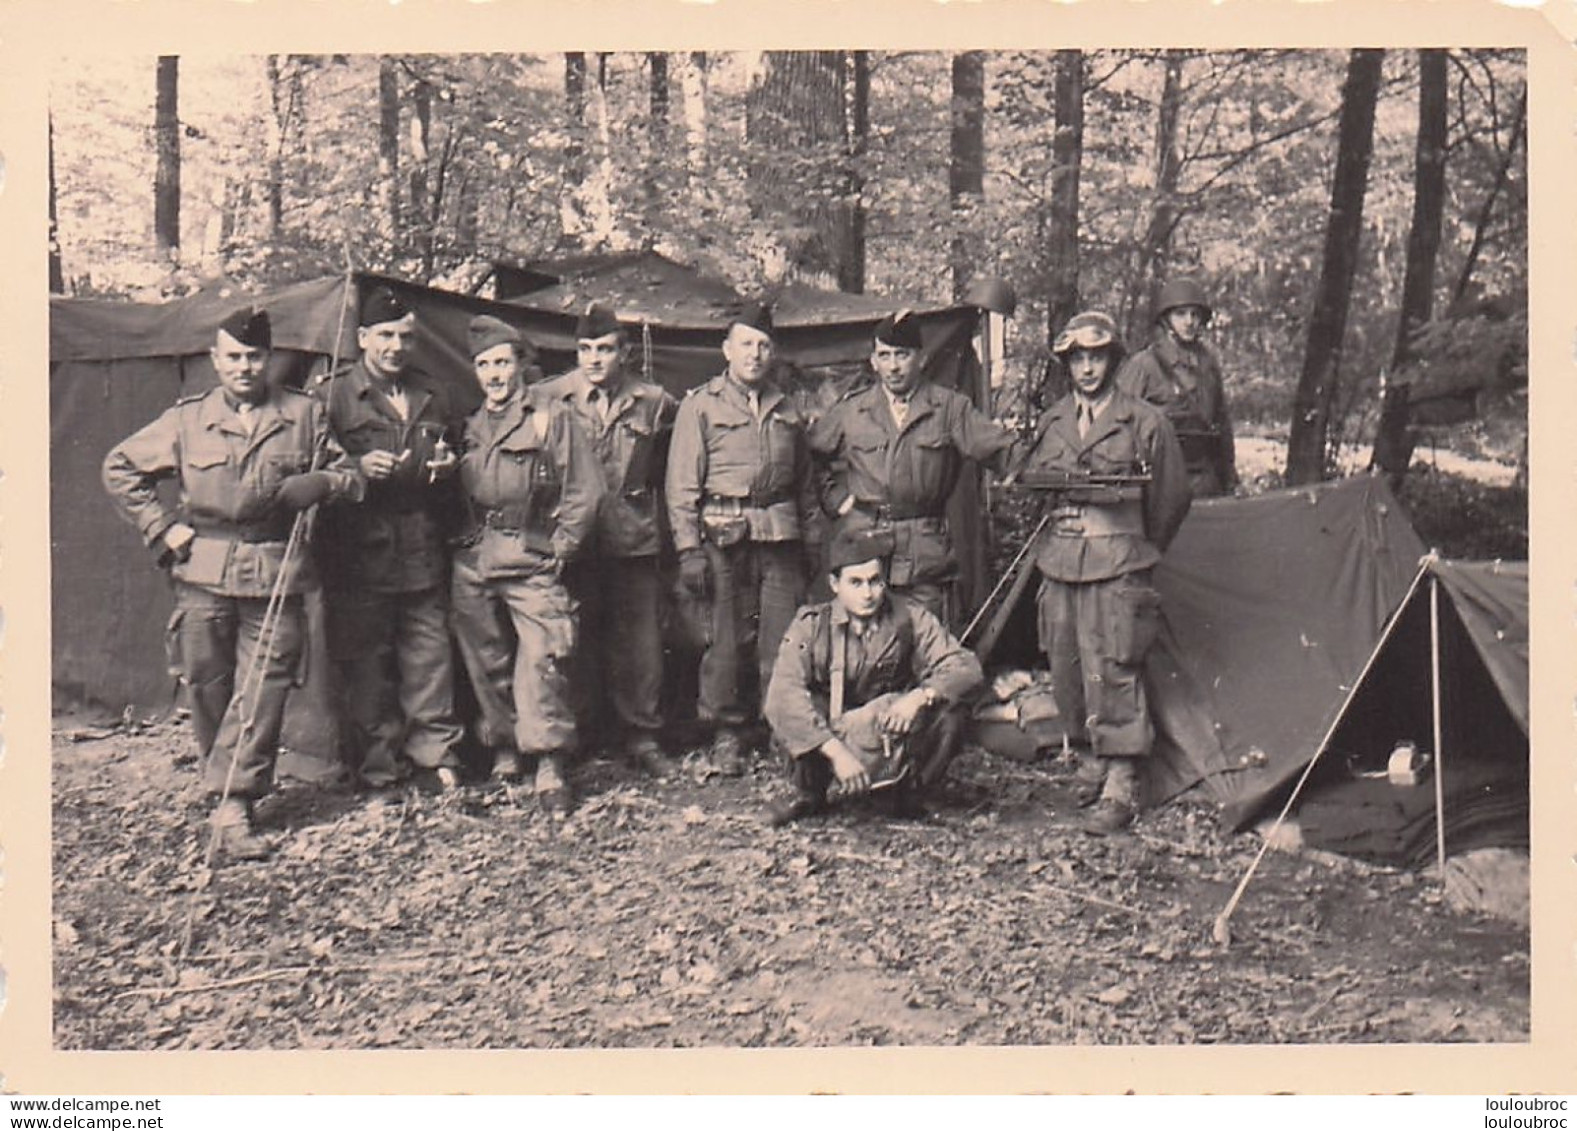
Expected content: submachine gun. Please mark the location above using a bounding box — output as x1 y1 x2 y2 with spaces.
1012 463 1152 505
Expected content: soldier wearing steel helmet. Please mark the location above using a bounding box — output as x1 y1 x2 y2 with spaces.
1117 278 1238 498
1015 311 1190 835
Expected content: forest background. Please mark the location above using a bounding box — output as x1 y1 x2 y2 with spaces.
49 48 1528 551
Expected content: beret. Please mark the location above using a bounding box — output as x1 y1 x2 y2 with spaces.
359 286 412 328
217 306 271 350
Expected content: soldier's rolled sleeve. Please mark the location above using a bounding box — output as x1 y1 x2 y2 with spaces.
550 408 606 561
101 411 181 546
763 613 836 757
664 397 707 553
1143 416 1192 552
907 603 984 702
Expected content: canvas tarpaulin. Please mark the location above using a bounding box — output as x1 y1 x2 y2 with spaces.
972 476 1427 815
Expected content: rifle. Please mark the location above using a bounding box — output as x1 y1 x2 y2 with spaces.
1010 465 1152 505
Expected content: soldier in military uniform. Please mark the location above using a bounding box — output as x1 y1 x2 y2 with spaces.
666 302 812 775
316 288 466 793
537 304 678 777
102 308 364 859
762 528 984 826
1117 278 1238 498
449 314 605 814
810 311 1015 626
1017 311 1191 834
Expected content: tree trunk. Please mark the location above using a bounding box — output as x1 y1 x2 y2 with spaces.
48 111 64 293
746 51 849 283
154 56 180 261
562 52 588 241
409 75 434 276
949 52 985 302
1285 48 1385 486
1373 49 1449 486
377 59 400 241
1451 81 1526 305
264 56 287 237
837 50 869 294
680 51 709 191
1043 49 1085 403
1132 49 1185 335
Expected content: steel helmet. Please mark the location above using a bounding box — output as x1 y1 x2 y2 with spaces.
1154 278 1213 324
1052 310 1125 366
963 276 1018 318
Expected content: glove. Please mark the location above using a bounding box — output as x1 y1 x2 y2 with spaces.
678 548 711 598
274 471 337 511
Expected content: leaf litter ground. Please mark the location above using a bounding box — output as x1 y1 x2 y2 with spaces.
52 717 1527 1050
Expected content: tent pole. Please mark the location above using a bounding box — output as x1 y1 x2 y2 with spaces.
1430 570 1447 881
1213 554 1434 945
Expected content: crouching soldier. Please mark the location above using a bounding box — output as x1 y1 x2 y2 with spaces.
102 307 363 860
449 314 605 815
762 528 984 826
1017 311 1190 835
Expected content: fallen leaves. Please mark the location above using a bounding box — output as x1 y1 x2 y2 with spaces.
48 719 1530 1050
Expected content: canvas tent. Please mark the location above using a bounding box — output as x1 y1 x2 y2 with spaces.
51 262 991 732
1287 558 1528 867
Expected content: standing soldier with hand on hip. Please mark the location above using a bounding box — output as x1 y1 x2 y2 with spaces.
810 311 1015 626
666 302 812 776
1017 311 1191 835
102 308 364 860
316 287 466 795
1117 278 1238 498
538 304 679 778
449 314 605 815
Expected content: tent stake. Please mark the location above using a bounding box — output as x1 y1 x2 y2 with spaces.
1430 571 1447 882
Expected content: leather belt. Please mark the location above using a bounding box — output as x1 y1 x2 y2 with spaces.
853 500 945 522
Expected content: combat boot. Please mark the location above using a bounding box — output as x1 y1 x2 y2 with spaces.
490 748 523 783
534 751 572 817
208 798 271 862
626 734 674 779
1081 757 1139 836
767 787 827 828
709 727 749 777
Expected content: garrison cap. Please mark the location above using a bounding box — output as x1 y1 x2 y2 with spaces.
1052 310 1123 358
826 527 897 574
727 299 775 336
359 286 413 328
575 303 623 341
217 306 272 350
873 311 923 351
469 314 536 362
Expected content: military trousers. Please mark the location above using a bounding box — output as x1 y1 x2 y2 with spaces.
1035 569 1163 759
564 555 664 742
324 583 462 785
167 581 304 802
450 553 580 756
790 696 967 797
698 539 805 729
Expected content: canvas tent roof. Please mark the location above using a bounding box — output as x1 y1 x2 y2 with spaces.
51 267 989 721
973 476 1428 819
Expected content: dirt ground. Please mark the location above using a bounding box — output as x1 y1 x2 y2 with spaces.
52 716 1528 1050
